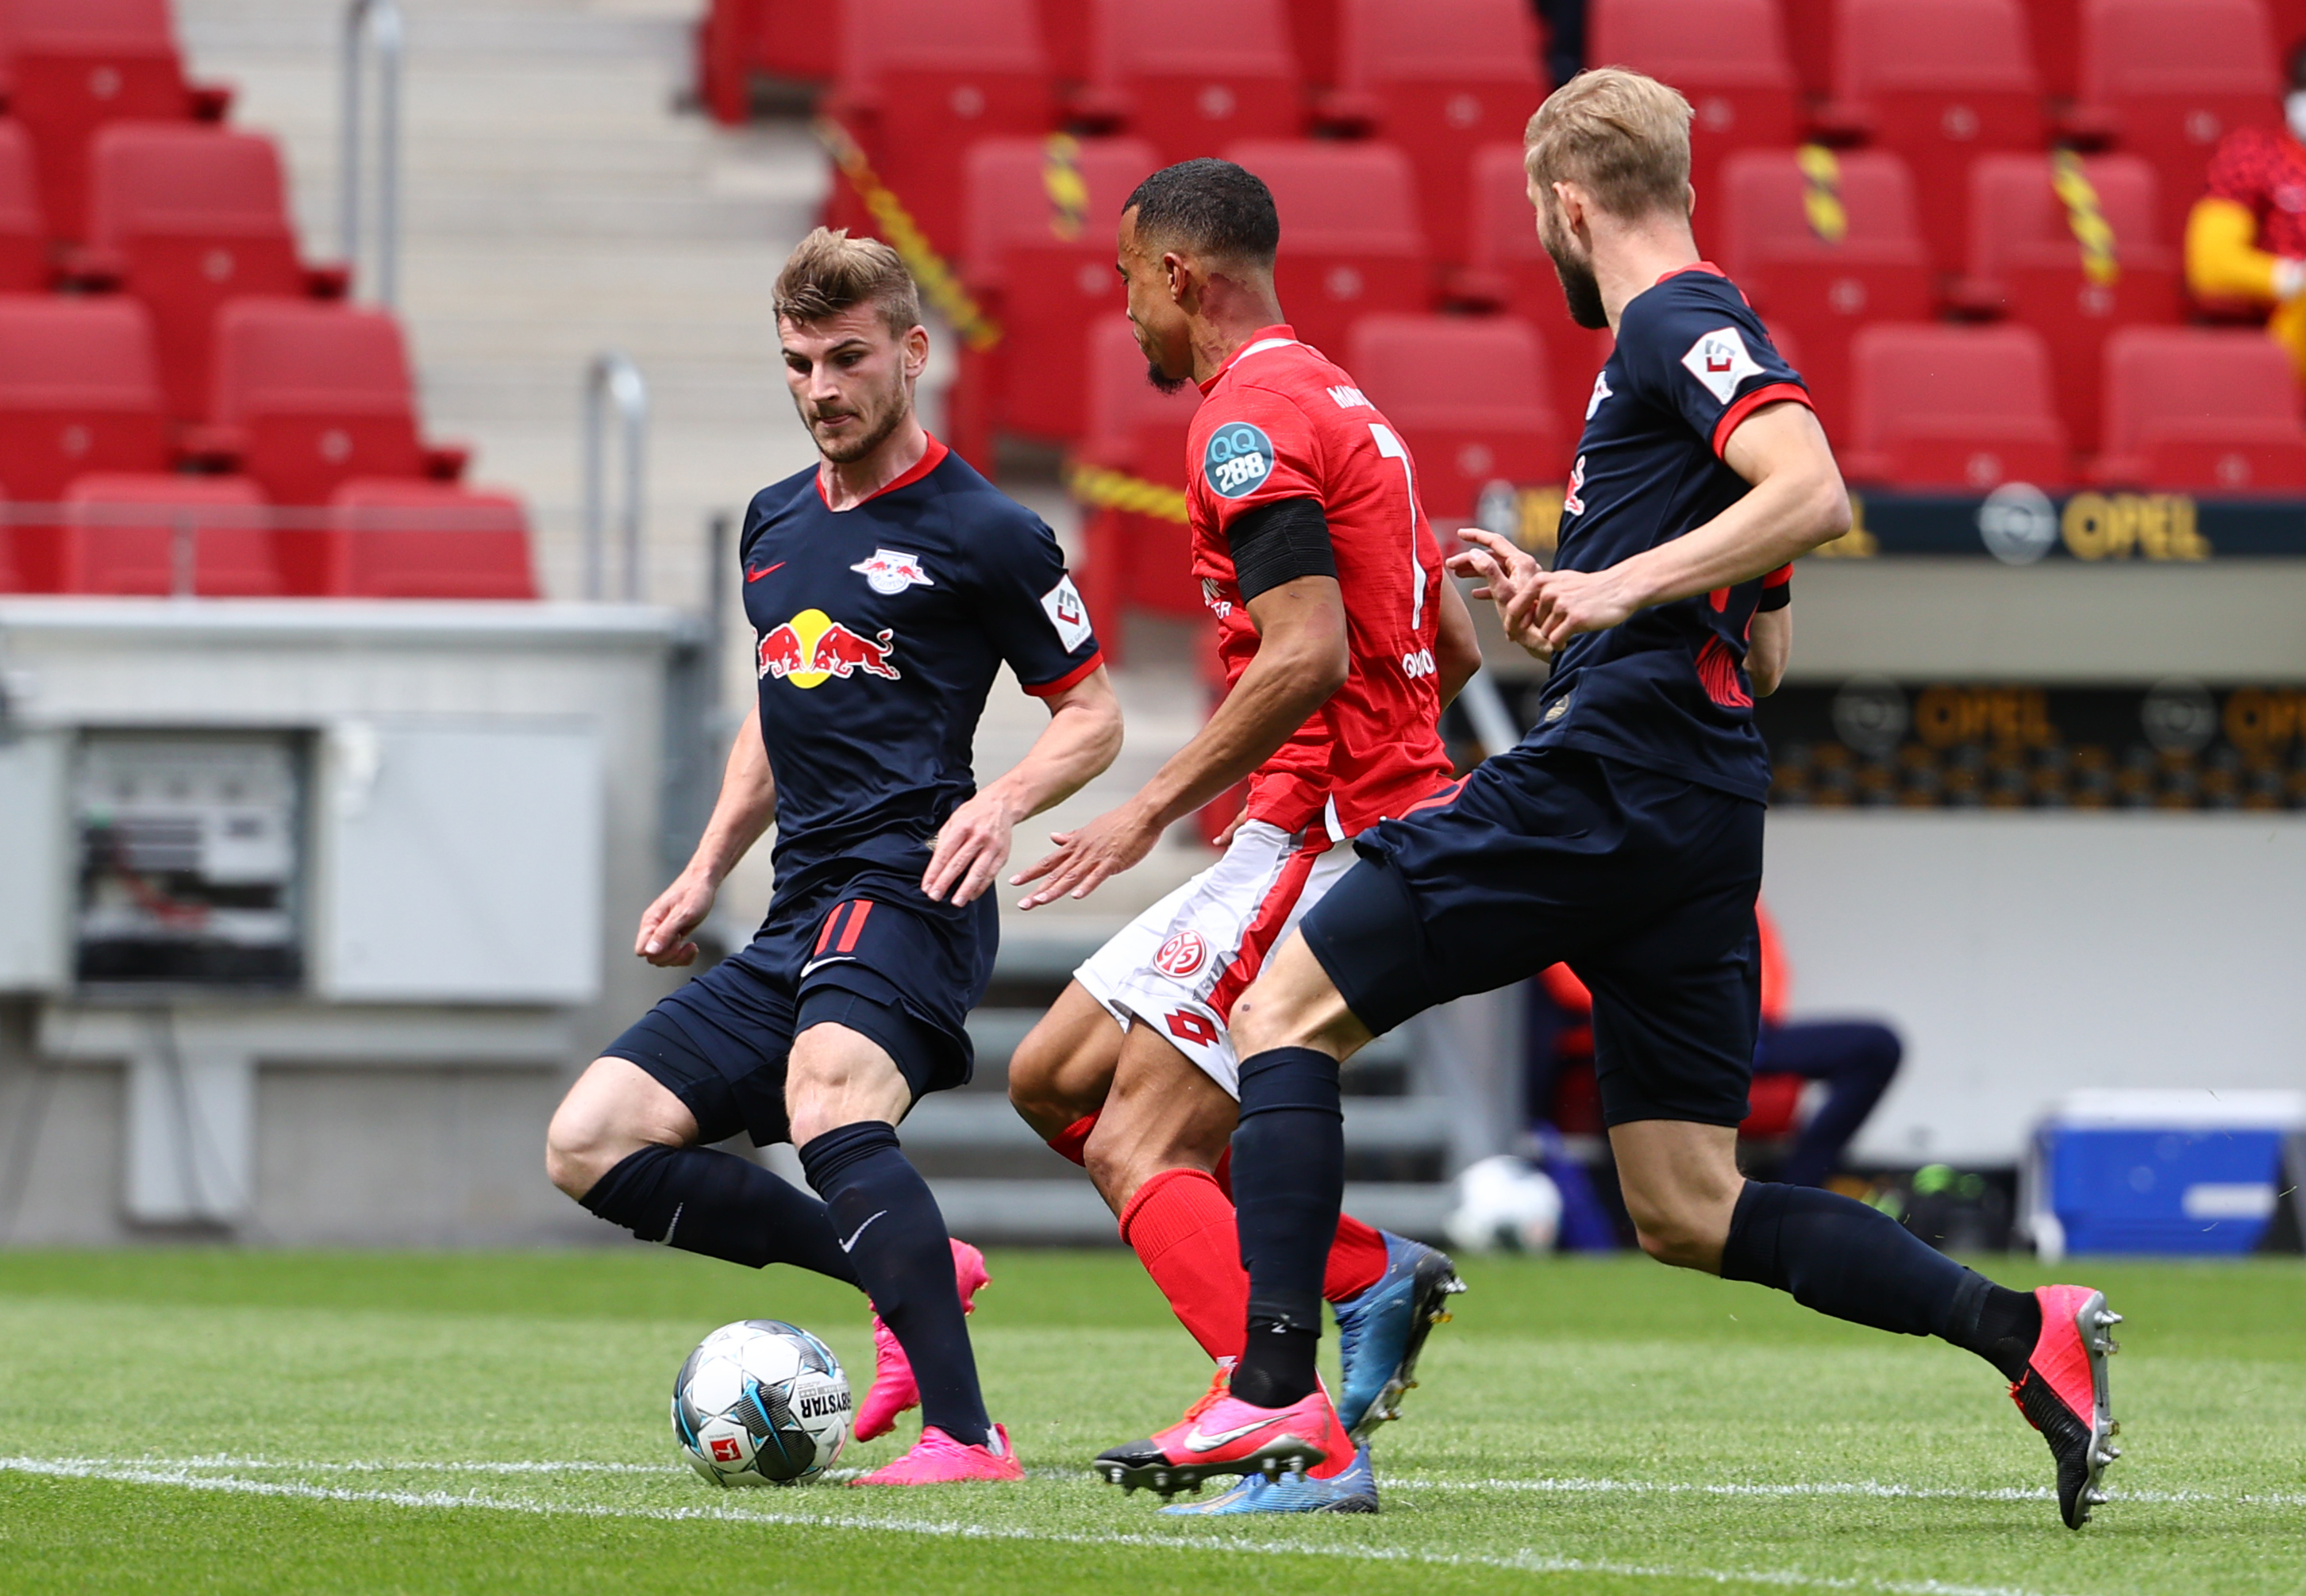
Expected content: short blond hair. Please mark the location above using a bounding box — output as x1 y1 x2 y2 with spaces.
773 227 922 339
1523 67 1693 220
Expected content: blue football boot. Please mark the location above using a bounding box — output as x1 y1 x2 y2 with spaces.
1159 1443 1379 1515
1331 1232 1465 1440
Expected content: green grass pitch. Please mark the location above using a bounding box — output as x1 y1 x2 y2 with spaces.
1 1247 2300 1595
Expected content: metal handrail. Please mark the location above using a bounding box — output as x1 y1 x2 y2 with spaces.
340 0 404 307
583 352 649 602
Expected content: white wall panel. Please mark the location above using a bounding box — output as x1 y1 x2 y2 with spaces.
0 731 68 991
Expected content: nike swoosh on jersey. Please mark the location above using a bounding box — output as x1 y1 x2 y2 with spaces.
799 955 855 978
1182 1417 1284 1453
838 1210 887 1253
745 561 786 583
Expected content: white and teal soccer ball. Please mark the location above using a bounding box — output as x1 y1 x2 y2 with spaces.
1445 1154 1564 1254
672 1320 852 1486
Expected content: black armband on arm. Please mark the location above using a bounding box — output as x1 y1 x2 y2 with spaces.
1227 497 1337 602
1757 564 1792 612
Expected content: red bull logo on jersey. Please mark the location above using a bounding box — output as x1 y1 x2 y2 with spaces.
849 547 934 594
756 608 902 688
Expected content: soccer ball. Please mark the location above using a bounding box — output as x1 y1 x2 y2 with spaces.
1444 1153 1563 1254
672 1320 853 1486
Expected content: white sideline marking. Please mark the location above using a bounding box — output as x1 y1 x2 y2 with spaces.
0 1455 2091 1596
1387 1475 2306 1511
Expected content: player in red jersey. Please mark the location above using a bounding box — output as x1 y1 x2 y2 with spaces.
1005 159 1484 1513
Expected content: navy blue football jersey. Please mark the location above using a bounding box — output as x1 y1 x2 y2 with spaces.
739 438 1103 883
1525 264 1808 802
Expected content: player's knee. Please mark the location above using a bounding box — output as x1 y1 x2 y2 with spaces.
545 1093 620 1202
1005 1021 1080 1136
1622 1190 1729 1272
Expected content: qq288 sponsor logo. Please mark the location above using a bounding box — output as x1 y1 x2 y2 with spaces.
1203 421 1275 499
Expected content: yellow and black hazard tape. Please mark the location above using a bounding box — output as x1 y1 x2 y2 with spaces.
1796 144 1848 246
2050 148 2120 287
811 117 1003 351
1063 460 1190 524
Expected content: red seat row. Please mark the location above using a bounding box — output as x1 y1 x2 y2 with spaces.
0 474 534 599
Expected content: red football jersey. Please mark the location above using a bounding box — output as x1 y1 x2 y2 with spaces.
1186 325 1453 837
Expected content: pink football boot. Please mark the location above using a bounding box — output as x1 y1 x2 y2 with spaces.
849 1422 1023 1486
1094 1376 1349 1497
2008 1283 2123 1529
852 1237 991 1442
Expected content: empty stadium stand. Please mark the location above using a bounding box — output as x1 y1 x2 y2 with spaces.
1845 322 2072 488
1456 142 1621 433
2096 325 2306 488
1322 0 1544 265
1225 139 1430 359
820 0 1055 261
0 297 171 506
80 124 343 423
699 0 840 121
59 471 277 597
1347 313 1565 517
1961 152 2177 450
0 124 46 292
1717 147 1934 439
325 480 539 600
1072 316 1202 647
952 134 1161 457
202 302 455 508
1822 0 2049 277
1077 0 1303 163
1588 0 1801 225
2075 0 2283 249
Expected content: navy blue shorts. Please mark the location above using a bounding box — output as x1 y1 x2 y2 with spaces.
601 867 995 1147
1300 747 1765 1129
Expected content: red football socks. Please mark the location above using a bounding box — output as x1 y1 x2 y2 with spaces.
1045 1111 1098 1167
1324 1213 1389 1302
1118 1167 1398 1365
1118 1167 1248 1362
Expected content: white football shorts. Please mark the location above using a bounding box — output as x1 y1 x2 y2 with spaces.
1072 814 1354 1098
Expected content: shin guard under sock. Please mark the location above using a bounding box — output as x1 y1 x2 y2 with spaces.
579 1144 860 1285
1719 1181 2010 1360
798 1121 991 1448
1119 1168 1247 1362
1229 1046 1343 1409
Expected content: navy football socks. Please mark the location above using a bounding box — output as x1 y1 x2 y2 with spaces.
1228 1046 1345 1410
798 1120 992 1448
579 1143 860 1285
1718 1180 2038 1378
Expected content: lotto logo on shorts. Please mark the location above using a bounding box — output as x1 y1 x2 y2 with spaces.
1203 422 1274 498
1153 929 1208 979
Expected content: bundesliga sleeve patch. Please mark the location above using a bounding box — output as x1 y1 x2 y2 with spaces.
1680 326 1765 406
1202 421 1276 499
1040 575 1094 652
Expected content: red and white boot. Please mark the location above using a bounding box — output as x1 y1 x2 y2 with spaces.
852 1238 991 1442
2008 1283 2123 1529
1093 1373 1349 1498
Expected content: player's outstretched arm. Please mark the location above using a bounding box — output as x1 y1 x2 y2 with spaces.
636 710 777 967
1434 573 1484 707
1458 402 1849 653
922 666 1123 906
1013 574 1349 908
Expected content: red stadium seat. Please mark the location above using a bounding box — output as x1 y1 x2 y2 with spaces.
2076 0 2283 251
1587 0 1801 225
821 0 1053 261
1845 323 2071 488
59 472 278 596
2021 0 2085 99
698 0 839 123
84 125 333 423
1783 0 1838 96
951 135 1161 458
1345 313 1565 519
1288 0 1343 86
1326 0 1544 265
1222 140 1430 357
1716 148 1934 440
1037 0 1091 83
325 481 538 600
0 296 170 505
2096 326 2306 488
208 302 434 507
1080 0 1302 165
1073 317 1204 648
1962 152 2178 449
0 124 48 291
0 0 219 243
1458 143 1620 431
1826 0 2047 275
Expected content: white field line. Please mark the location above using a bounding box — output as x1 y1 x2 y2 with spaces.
0 1453 2088 1596
40 1455 2302 1512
